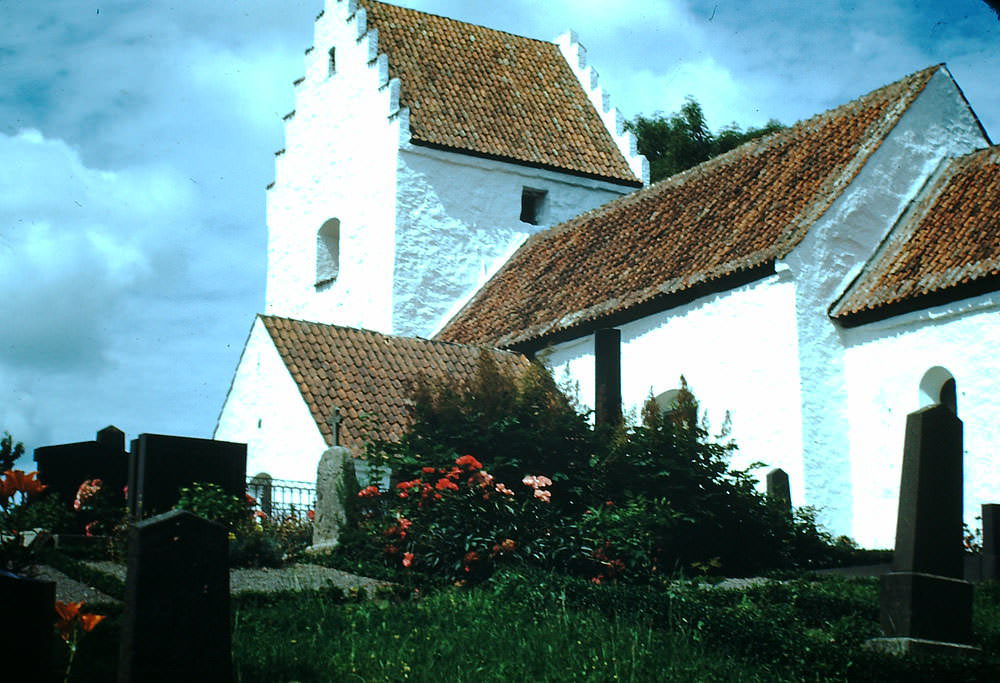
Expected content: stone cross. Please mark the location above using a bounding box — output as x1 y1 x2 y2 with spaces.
871 403 976 656
308 446 352 553
766 468 791 511
118 510 232 682
327 407 342 446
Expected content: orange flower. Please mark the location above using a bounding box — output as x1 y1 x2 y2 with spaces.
500 538 516 552
55 601 84 641
2 470 46 508
79 613 106 632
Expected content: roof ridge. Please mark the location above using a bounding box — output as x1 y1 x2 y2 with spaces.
360 0 554 46
259 313 521 355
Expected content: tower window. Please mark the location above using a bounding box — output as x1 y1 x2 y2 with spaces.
316 218 340 286
520 187 548 225
328 47 336 75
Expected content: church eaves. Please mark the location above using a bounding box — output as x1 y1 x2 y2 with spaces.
260 315 531 450
436 65 942 348
831 146 1000 325
358 0 641 186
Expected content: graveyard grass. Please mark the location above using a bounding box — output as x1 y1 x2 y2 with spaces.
53 564 1000 681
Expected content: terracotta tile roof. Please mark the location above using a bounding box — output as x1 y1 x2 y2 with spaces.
261 315 531 450
831 146 1000 321
436 66 941 347
359 0 639 185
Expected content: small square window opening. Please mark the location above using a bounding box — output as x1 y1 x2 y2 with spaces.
328 47 336 75
520 187 548 225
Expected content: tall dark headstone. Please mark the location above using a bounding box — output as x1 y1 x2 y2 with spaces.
118 510 232 682
0 570 55 683
127 434 246 519
594 328 622 427
871 404 977 656
982 503 1000 582
766 468 791 511
34 425 129 506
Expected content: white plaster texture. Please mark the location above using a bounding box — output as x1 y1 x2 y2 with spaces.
214 317 327 483
780 67 989 537
543 276 805 501
842 294 1000 548
395 145 632 337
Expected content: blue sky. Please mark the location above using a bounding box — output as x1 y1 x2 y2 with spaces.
2 0 997 465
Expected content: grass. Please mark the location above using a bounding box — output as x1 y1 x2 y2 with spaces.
51 559 1000 682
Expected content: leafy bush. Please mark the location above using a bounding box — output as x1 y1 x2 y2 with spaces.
175 482 249 532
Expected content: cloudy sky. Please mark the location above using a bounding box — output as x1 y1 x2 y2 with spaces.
3 0 997 465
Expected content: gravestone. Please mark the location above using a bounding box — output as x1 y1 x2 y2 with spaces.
0 570 55 682
248 472 274 517
308 447 353 552
766 468 791 511
870 404 976 656
34 425 129 506
983 503 1000 582
127 434 246 519
118 510 231 682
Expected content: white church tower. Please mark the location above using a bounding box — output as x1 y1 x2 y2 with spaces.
263 0 647 338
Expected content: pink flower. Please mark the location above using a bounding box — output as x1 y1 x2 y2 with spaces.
533 489 551 503
495 483 515 496
468 470 494 488
402 552 414 568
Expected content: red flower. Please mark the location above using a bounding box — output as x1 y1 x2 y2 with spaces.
421 466 436 474
357 485 380 498
307 509 315 521
435 478 459 492
501 538 516 552
384 544 399 555
455 455 483 470
402 552 414 568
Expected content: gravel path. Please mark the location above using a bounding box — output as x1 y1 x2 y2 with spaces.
26 565 118 605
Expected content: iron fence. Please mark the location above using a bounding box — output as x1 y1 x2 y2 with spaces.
246 475 315 520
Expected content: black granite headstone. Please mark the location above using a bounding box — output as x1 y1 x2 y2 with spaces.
118 510 231 682
127 434 246 519
34 426 129 506
766 468 791 511
874 403 975 654
0 570 55 682
594 328 622 427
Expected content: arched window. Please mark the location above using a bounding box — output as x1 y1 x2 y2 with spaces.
316 218 340 286
919 366 957 414
653 389 681 414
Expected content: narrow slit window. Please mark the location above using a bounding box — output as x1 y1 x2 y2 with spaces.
520 187 548 225
316 218 340 286
328 47 336 75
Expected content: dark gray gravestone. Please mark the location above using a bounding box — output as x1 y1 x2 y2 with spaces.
594 328 622 427
983 503 1000 582
118 510 232 682
766 468 791 511
34 425 129 506
127 434 246 519
0 570 55 682
871 404 976 656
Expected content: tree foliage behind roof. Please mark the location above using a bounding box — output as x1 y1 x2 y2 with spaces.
627 97 784 183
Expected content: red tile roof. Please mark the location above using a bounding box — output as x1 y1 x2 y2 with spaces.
359 0 639 185
261 315 531 450
436 66 941 347
832 146 1000 322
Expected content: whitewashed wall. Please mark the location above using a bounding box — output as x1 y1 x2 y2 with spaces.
265 1 402 333
397 145 633 338
783 67 989 537
544 275 804 501
843 294 1000 548
215 318 327 483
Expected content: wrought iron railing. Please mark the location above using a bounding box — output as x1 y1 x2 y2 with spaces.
246 475 315 520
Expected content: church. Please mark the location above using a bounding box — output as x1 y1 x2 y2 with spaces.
216 0 1000 548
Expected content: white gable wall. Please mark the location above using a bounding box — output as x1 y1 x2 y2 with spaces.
396 144 634 337
265 2 402 333
782 67 989 539
843 294 1000 548
215 318 327 483
543 274 804 502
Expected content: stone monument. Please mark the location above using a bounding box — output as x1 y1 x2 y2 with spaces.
308 446 353 553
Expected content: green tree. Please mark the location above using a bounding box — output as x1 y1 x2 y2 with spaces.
1 431 25 471
627 97 783 182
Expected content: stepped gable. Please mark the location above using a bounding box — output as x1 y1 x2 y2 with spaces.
358 0 639 185
832 146 1000 324
436 66 941 348
261 315 530 449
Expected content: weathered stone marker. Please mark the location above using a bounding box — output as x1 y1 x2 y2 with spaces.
766 468 791 511
308 446 353 552
118 510 232 682
982 503 1000 582
1 570 55 682
871 403 976 656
